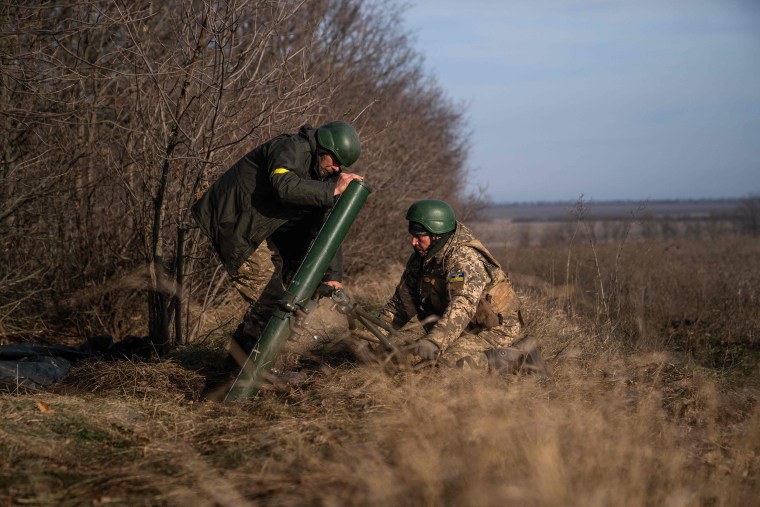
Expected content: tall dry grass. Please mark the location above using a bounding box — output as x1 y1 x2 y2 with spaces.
0 234 758 506
508 236 760 371
1 339 757 506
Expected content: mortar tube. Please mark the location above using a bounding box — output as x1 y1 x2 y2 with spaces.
226 180 371 401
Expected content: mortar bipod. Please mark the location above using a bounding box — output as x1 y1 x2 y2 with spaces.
328 287 397 352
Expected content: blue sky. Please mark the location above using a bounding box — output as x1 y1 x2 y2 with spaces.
404 0 760 202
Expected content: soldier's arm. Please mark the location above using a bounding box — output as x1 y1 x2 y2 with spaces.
268 137 335 207
426 248 488 351
379 258 419 330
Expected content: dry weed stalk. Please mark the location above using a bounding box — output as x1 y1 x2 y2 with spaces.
1 239 759 505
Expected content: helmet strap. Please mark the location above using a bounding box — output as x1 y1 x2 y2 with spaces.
426 232 452 258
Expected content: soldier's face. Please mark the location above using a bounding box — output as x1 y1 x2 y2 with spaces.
411 234 433 256
318 152 341 177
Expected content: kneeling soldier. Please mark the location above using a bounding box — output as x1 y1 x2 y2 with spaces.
379 199 547 376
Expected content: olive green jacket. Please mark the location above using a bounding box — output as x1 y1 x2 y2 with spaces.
192 125 340 277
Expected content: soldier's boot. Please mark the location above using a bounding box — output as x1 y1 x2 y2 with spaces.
225 318 263 372
512 334 550 379
485 335 550 379
484 347 525 374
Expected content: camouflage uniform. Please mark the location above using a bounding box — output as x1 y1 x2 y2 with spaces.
380 222 523 370
228 240 285 345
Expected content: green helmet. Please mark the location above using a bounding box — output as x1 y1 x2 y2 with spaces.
406 199 456 235
315 120 361 167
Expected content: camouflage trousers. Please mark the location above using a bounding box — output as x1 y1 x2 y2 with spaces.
442 315 522 371
227 241 286 359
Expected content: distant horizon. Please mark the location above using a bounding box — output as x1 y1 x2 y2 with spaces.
480 195 751 221
488 195 756 206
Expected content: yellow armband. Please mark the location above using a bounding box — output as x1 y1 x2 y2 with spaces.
270 167 290 177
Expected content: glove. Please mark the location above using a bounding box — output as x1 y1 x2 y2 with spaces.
413 338 440 361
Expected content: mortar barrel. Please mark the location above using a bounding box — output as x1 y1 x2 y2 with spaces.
288 180 371 305
225 180 371 401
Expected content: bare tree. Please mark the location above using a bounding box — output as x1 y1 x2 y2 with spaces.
0 0 479 345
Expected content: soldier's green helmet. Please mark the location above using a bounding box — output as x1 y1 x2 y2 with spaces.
406 199 456 235
315 120 361 167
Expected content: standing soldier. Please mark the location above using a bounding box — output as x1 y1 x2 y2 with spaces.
192 121 363 369
379 199 547 375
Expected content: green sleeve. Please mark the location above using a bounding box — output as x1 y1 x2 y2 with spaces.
267 136 335 207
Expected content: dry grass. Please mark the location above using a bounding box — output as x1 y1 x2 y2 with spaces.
509 236 760 370
1 237 759 506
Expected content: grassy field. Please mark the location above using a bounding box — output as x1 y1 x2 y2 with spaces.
474 198 750 247
482 198 743 221
1 227 758 506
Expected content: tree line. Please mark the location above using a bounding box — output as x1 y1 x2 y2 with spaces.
0 0 478 345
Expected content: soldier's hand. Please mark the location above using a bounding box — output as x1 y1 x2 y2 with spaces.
413 339 440 361
333 172 364 196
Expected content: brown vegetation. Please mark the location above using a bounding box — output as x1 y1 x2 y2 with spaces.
1 231 758 505
0 0 473 345
476 199 760 372
1 2 758 505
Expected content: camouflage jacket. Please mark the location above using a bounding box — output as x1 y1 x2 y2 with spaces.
380 222 520 351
